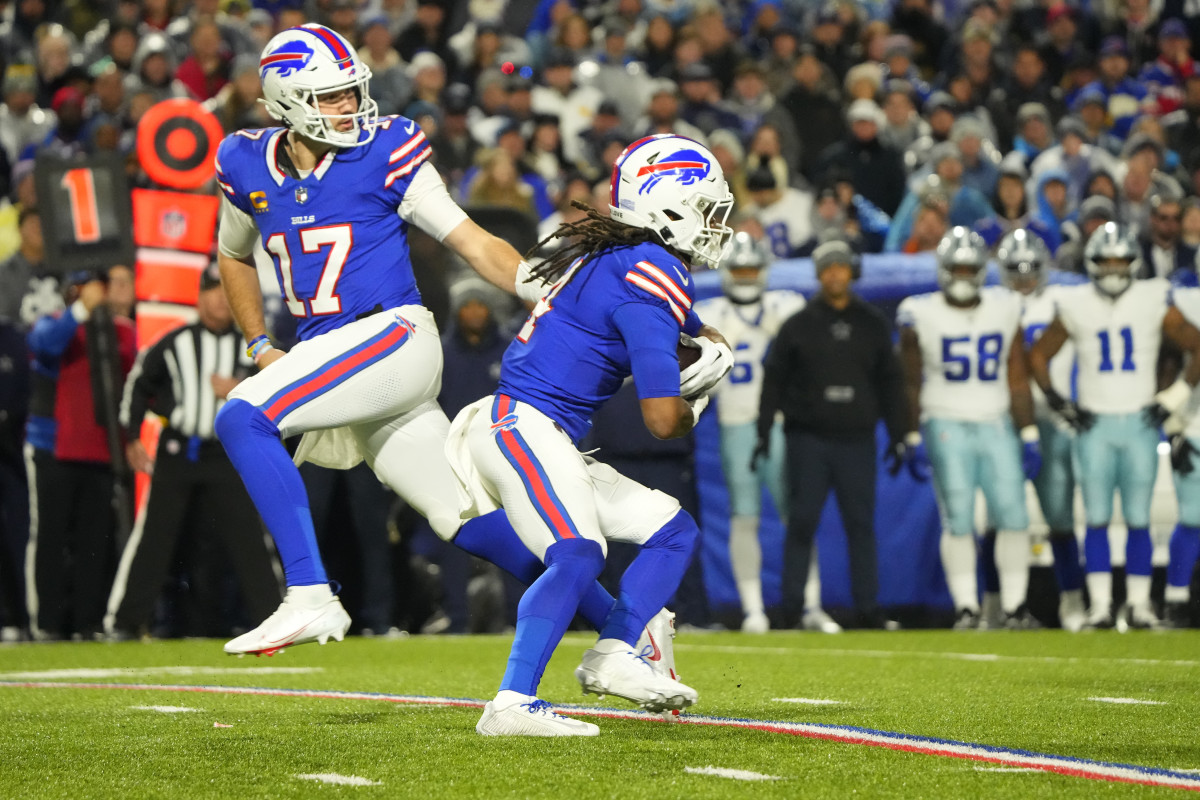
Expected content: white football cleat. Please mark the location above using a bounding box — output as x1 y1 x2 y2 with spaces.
801 608 842 634
635 608 679 680
741 611 770 634
476 699 599 737
224 587 351 656
1058 590 1086 633
575 644 698 712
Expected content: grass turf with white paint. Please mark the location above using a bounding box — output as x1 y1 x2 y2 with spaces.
1 630 1198 798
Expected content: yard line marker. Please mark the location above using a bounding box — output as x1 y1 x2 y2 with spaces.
685 766 780 781
0 666 320 680
1088 697 1168 706
773 698 843 705
130 705 200 713
296 773 380 786
4 681 1200 793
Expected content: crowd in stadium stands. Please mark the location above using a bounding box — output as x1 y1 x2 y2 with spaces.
1 0 1199 640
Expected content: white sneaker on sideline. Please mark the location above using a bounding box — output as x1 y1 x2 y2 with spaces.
476 699 599 737
224 588 351 656
802 608 842 634
634 609 678 680
575 646 698 712
741 611 770 634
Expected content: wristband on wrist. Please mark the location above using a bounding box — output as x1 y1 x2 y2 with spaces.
246 335 274 362
1019 425 1039 443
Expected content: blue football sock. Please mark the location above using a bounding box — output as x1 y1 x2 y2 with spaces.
1049 530 1084 592
979 529 999 594
499 537 604 696
454 510 543 585
1125 526 1152 578
599 510 697 645
1168 525 1200 589
1084 525 1111 574
454 510 617 630
214 399 325 586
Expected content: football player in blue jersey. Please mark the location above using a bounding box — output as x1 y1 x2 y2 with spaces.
446 134 735 736
212 24 625 656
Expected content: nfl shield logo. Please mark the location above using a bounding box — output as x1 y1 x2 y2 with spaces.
295 187 308 204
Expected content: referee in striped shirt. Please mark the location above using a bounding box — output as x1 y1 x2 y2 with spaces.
104 264 281 638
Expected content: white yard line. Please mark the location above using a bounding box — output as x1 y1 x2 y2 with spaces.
975 766 1036 773
0 666 321 680
773 698 844 705
1088 697 1168 706
685 766 781 781
295 774 380 786
129 705 201 713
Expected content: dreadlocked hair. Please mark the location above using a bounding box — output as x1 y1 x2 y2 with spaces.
525 201 661 286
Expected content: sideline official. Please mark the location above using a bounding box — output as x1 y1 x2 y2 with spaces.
105 265 281 638
756 240 908 628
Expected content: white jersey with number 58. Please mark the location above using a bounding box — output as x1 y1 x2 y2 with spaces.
898 286 1023 423
1054 279 1170 414
695 290 805 425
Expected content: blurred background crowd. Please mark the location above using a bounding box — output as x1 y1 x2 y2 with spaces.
1 0 1199 641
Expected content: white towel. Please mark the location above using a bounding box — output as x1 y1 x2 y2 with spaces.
444 396 501 520
292 426 364 470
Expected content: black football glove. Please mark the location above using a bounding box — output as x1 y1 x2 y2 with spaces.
1171 433 1198 476
750 436 769 472
1143 402 1172 429
1045 389 1096 432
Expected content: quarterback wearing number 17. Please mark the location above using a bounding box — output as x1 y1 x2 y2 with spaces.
212 24 573 656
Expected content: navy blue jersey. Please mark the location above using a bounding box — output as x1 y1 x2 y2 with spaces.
215 116 432 340
499 241 703 442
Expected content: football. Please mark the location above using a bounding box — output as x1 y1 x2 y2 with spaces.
678 339 702 370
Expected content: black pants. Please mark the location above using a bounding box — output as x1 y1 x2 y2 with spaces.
0 451 28 630
27 449 115 637
783 431 879 624
108 440 281 635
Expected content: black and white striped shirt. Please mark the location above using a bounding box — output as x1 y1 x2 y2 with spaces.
120 323 253 441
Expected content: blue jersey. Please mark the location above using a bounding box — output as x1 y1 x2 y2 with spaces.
215 116 431 340
499 241 703 442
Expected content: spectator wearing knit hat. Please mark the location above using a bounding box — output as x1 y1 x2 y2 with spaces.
1011 102 1055 167
880 35 932 106
1030 116 1120 204
879 80 929 154
1139 19 1195 116
0 65 55 167
1078 36 1152 141
1056 195 1118 273
952 116 1001 198
818 98 907 215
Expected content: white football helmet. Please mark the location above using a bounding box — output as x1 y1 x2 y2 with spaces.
609 134 734 269
259 24 378 148
1084 221 1141 297
936 226 988 304
996 228 1050 295
720 231 771 303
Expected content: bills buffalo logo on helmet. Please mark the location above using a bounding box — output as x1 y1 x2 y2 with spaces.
636 149 711 194
260 40 316 77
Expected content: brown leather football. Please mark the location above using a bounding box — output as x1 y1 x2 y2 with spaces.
678 340 702 370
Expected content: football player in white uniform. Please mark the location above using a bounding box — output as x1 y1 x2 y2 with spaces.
1147 285 1200 628
1030 223 1200 629
695 233 838 633
995 230 1087 631
898 227 1042 629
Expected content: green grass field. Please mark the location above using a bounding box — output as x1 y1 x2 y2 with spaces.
2 630 1199 798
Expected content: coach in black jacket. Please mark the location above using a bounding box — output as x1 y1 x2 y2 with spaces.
755 240 908 629
104 264 281 639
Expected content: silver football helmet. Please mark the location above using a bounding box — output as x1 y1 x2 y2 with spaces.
259 24 378 148
720 231 771 303
996 228 1050 295
1084 221 1141 297
936 226 989 303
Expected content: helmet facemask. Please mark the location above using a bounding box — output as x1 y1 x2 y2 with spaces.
269 72 378 148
